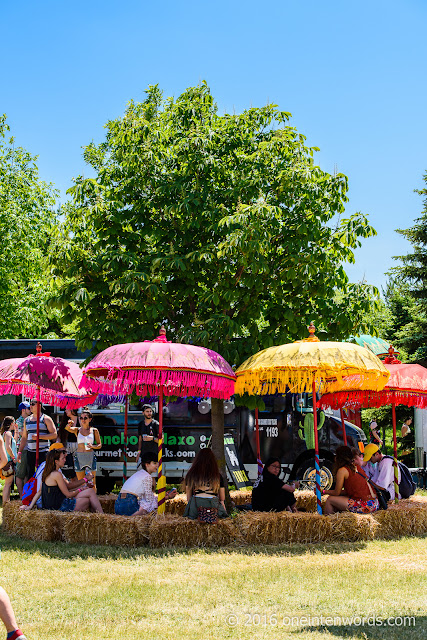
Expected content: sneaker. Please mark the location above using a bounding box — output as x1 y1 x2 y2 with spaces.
8 630 27 640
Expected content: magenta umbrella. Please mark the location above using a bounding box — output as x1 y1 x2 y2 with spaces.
81 327 236 510
0 343 97 464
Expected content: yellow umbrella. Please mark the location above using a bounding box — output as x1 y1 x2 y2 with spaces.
235 323 390 513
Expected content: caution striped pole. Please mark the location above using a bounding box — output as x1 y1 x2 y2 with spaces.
123 394 128 483
312 380 322 514
392 396 399 503
157 387 166 514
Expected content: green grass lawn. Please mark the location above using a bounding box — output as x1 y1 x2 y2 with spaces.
0 515 426 640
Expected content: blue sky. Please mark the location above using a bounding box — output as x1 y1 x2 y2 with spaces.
2 0 426 291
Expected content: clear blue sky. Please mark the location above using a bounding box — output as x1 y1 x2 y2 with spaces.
2 0 426 291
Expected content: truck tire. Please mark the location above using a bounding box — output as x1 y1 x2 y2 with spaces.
294 458 334 491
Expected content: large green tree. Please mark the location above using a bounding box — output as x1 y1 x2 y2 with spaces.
52 83 378 476
0 115 58 338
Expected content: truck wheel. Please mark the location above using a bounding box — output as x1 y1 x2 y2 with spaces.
294 459 334 491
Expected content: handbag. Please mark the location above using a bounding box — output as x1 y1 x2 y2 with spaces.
0 460 15 478
195 496 219 524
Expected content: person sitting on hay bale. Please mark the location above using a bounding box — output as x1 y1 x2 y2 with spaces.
323 446 379 515
251 457 299 513
41 447 103 513
20 443 95 511
183 449 228 520
363 444 401 501
115 452 177 516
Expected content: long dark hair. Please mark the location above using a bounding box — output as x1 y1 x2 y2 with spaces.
333 445 355 475
58 409 78 444
42 450 63 483
0 416 15 435
184 448 221 494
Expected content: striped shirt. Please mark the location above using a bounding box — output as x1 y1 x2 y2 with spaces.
25 414 50 453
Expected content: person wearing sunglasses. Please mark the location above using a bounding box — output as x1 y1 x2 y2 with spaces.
65 408 102 490
251 457 299 513
17 400 57 479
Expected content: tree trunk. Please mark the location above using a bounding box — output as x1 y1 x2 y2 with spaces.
211 397 231 510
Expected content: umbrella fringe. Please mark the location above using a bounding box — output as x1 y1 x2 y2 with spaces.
81 370 235 399
319 389 427 410
0 383 95 409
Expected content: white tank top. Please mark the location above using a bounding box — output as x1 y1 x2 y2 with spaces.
77 429 94 446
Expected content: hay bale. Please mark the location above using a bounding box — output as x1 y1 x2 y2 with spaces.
63 512 138 547
133 514 151 546
373 499 427 539
149 514 243 548
165 494 187 515
235 511 333 545
2 501 21 534
9 508 64 542
329 512 379 542
230 490 252 506
98 494 117 514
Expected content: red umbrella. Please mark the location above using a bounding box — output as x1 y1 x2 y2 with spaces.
319 346 427 502
81 327 236 510
0 343 97 464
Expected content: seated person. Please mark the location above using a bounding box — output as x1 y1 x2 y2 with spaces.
363 444 401 501
20 442 92 511
40 447 103 513
115 452 177 516
323 445 379 515
251 457 299 513
183 449 228 519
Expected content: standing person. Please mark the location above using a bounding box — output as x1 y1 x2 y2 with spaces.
369 418 383 447
17 400 57 479
183 448 228 519
401 417 412 438
137 404 159 462
0 586 27 639
251 457 299 513
41 447 103 513
323 445 379 515
14 402 31 498
57 409 78 479
65 408 101 488
0 417 17 504
114 452 177 516
363 444 401 501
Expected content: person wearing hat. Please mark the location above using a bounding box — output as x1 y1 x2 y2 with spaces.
20 443 94 512
14 402 31 498
363 443 401 501
137 404 159 463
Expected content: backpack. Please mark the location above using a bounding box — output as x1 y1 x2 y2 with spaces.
383 456 416 499
21 475 38 506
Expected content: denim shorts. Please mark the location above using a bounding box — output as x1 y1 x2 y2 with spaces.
115 493 139 516
60 497 76 512
74 452 97 472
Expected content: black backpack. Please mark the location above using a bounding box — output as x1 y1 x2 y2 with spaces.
383 456 416 499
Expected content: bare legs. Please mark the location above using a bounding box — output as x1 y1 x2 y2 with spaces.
2 476 14 504
323 495 349 515
0 586 19 633
74 487 103 513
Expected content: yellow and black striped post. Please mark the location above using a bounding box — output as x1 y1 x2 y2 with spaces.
156 387 166 513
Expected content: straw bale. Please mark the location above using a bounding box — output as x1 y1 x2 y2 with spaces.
230 490 252 506
2 501 21 534
235 511 333 545
98 494 117 515
63 512 138 547
11 508 64 542
329 512 379 542
165 494 187 515
149 514 243 548
373 500 427 539
133 514 152 546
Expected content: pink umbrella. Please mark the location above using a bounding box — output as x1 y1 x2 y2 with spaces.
81 327 236 510
0 343 97 464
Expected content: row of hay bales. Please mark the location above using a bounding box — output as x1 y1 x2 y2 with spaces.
3 492 427 548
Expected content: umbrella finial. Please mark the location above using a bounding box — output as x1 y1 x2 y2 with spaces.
384 345 401 364
36 342 42 354
152 325 170 343
300 321 320 343
34 342 50 357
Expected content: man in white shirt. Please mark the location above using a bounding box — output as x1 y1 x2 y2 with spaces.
363 444 401 501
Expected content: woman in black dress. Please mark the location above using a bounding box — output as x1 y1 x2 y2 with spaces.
252 457 299 512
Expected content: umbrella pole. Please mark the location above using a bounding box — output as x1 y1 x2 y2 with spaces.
36 386 41 468
340 408 348 446
123 394 128 483
157 387 166 514
312 380 322 515
255 407 262 476
392 395 399 503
